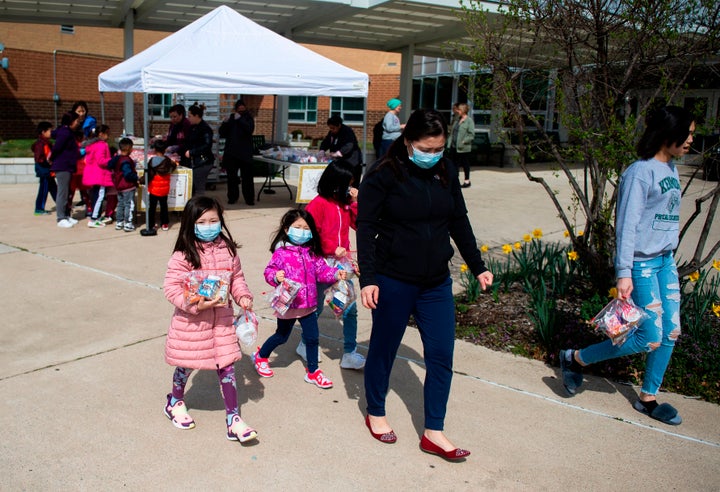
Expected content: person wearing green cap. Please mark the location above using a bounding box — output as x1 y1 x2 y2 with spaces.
380 98 405 157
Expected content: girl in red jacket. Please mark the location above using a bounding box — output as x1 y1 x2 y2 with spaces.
162 196 257 443
303 159 365 370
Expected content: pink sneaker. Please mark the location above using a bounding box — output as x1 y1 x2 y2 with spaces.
252 348 274 378
227 415 258 443
164 394 195 429
304 368 333 389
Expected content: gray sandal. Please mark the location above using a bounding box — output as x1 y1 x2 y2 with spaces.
632 400 682 426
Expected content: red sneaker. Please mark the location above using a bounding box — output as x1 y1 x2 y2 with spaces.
252 349 274 378
304 368 333 389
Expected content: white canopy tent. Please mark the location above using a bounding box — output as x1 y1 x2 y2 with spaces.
98 5 369 96
98 5 368 233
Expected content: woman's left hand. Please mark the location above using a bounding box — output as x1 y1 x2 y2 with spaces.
477 271 494 290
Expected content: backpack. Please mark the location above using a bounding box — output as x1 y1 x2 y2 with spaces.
372 119 384 157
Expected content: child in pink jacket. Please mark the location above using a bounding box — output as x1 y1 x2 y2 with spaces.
163 195 257 443
82 125 115 227
252 208 346 389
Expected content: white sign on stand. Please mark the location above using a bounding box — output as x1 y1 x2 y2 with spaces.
296 165 327 203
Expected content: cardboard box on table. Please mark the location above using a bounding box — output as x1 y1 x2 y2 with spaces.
135 166 193 213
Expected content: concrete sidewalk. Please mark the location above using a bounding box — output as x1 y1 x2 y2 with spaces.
0 166 718 491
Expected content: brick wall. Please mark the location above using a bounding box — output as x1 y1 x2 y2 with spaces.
2 49 400 142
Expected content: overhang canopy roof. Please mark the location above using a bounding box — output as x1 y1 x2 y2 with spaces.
0 0 504 59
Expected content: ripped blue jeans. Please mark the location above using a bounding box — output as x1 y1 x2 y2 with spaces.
578 252 681 396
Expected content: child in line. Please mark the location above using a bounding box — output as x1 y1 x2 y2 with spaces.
146 139 177 231
109 138 139 232
163 196 257 443
302 159 365 370
31 121 57 215
82 125 113 228
252 209 347 389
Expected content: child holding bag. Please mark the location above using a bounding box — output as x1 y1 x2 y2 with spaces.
163 195 258 443
303 159 365 370
252 209 346 389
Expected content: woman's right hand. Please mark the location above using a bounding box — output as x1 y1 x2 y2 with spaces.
617 277 633 300
361 285 379 310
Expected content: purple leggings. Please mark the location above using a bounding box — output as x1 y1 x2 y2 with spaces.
171 365 238 418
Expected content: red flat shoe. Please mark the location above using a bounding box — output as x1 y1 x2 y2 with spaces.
365 415 397 444
420 435 470 461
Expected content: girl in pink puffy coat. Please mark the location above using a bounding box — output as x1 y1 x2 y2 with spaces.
252 208 346 389
163 196 257 443
82 125 116 226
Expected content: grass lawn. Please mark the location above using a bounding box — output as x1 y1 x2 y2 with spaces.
0 139 35 158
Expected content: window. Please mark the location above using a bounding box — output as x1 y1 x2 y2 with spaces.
330 97 364 125
148 94 173 119
288 96 317 123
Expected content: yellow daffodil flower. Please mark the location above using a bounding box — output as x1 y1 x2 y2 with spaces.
532 228 543 239
688 271 700 282
523 234 532 243
514 242 522 250
713 259 720 271
480 244 489 253
577 230 584 236
502 244 512 254
567 251 579 261
460 264 469 273
608 287 618 299
713 303 720 318
564 230 570 238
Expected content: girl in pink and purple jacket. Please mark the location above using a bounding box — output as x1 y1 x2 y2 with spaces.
82 125 115 226
163 195 257 443
252 208 346 389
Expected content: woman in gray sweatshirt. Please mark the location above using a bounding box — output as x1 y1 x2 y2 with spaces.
560 105 695 426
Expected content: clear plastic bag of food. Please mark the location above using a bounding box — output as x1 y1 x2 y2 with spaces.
184 270 231 306
269 278 302 316
325 255 360 278
233 309 259 348
325 279 357 318
590 298 649 346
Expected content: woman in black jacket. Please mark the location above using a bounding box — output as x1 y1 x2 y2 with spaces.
357 109 493 461
184 103 215 195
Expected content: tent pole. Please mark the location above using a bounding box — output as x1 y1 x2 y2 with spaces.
271 95 277 143
141 93 157 236
100 93 105 124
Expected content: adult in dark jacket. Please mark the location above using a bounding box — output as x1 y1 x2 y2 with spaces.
51 111 82 227
184 103 215 196
319 115 363 184
357 109 493 461
219 99 255 206
166 104 192 158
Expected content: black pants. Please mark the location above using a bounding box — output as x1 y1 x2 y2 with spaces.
224 156 254 205
451 149 472 181
148 193 169 227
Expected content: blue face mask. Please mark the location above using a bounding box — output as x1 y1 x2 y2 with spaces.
194 222 222 242
409 145 443 169
287 226 312 245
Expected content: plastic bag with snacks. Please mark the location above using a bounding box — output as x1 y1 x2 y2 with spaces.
269 278 302 316
234 309 259 348
325 279 356 318
325 255 360 278
184 270 231 307
590 298 649 346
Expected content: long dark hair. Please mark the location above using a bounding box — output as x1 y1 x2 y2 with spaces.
173 196 238 269
636 105 694 160
316 159 355 206
269 208 323 256
60 111 80 127
374 108 449 184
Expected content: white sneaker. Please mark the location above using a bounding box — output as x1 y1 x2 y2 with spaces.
296 340 321 362
87 219 106 228
67 217 79 225
57 219 74 228
340 350 366 370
